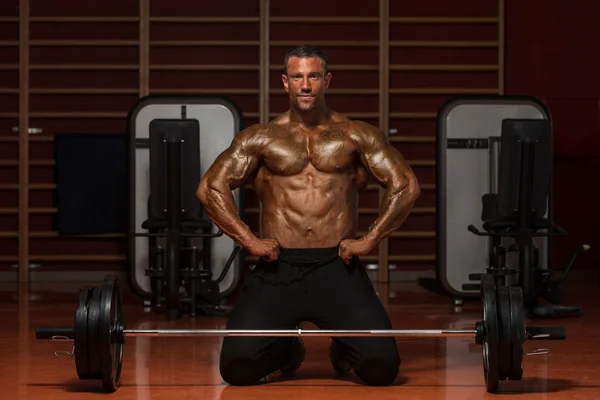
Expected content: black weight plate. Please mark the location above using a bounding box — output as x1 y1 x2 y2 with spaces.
481 274 500 393
114 277 126 345
113 277 125 377
74 286 93 380
87 286 103 379
508 286 525 380
110 276 125 388
99 276 123 393
496 287 511 380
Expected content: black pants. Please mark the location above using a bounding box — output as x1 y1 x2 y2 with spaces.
220 246 400 386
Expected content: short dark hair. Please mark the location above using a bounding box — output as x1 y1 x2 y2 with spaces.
283 45 328 75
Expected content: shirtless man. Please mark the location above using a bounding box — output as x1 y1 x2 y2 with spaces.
197 45 420 386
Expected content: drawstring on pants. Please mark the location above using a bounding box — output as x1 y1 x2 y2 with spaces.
278 250 339 294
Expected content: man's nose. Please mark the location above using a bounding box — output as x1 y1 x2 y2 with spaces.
300 78 311 91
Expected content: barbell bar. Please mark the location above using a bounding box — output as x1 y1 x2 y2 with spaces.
35 274 566 394
37 327 477 338
126 329 478 337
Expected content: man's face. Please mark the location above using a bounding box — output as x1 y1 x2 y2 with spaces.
282 56 331 111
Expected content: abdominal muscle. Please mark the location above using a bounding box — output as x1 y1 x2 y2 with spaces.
254 165 360 249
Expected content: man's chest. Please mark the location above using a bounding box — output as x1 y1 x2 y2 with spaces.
262 127 358 174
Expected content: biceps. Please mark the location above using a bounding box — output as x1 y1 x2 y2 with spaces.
203 147 259 190
361 145 414 188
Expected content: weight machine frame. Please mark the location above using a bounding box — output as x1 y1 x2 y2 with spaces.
125 95 246 319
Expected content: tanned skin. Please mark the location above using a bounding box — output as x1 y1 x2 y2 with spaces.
197 56 420 263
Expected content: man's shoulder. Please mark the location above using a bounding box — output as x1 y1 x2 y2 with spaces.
236 123 272 140
240 111 293 135
346 120 386 143
234 121 290 151
229 124 271 155
324 113 377 134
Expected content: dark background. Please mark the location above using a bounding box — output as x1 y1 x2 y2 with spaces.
0 0 598 280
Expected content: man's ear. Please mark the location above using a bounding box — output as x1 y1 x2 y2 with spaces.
324 72 332 89
282 74 289 92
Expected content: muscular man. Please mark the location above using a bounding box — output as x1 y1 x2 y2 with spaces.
197 45 420 386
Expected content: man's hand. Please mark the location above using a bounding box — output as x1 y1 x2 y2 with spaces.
338 237 376 264
246 238 280 262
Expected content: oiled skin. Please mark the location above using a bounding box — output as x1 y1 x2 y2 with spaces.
250 112 370 248
197 56 420 259
197 111 419 248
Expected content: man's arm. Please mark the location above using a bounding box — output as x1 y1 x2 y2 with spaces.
352 121 421 246
196 125 266 248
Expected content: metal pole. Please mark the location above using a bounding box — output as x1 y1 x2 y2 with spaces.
489 136 501 195
18 0 30 283
259 0 269 124
518 140 536 308
377 0 390 283
165 139 182 320
123 329 477 338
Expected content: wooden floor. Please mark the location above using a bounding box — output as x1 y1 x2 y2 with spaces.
1 273 599 400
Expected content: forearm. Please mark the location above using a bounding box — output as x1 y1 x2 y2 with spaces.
363 184 420 245
197 183 258 248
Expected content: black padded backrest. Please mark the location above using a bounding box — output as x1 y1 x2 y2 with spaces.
148 119 201 220
497 118 551 219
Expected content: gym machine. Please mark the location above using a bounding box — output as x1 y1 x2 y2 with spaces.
436 96 586 317
436 96 553 303
467 119 584 316
127 95 245 319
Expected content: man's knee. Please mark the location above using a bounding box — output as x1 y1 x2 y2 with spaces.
220 338 263 386
355 346 401 386
219 337 292 386
220 356 263 386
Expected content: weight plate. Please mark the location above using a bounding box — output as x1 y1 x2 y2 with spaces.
481 274 500 393
508 286 525 380
99 276 123 392
74 286 93 380
87 286 103 379
496 286 511 380
111 276 125 386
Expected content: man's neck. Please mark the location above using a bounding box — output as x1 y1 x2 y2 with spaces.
288 105 330 129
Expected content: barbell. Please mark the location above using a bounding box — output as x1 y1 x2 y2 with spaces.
35 274 566 393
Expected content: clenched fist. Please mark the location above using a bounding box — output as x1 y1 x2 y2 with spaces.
339 237 376 264
246 238 280 262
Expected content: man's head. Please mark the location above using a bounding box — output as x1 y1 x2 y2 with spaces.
282 45 332 112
